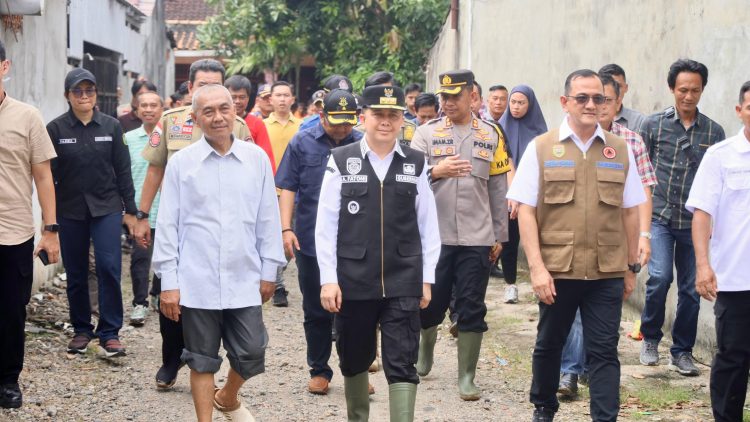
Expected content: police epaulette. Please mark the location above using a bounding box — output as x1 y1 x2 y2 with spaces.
162 105 190 116
425 117 442 125
481 118 504 140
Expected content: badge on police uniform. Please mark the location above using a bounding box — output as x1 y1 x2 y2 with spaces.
347 201 360 214
347 157 362 174
602 146 617 159
552 145 565 158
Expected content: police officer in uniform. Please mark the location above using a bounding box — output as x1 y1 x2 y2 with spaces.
133 59 253 390
316 85 441 422
507 69 644 422
353 71 417 147
410 69 511 401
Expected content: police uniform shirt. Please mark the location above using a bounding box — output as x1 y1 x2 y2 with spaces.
410 115 510 246
686 129 750 292
507 117 646 208
315 138 441 286
47 108 137 219
141 105 252 168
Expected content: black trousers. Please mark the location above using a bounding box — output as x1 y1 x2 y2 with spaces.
153 272 184 371
498 216 520 284
0 238 34 385
711 291 750 422
336 297 420 384
530 278 623 422
420 245 491 333
130 228 155 306
296 251 334 380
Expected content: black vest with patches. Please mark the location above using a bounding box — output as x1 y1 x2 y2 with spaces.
332 141 425 300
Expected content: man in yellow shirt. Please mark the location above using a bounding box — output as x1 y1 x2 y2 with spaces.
264 81 301 306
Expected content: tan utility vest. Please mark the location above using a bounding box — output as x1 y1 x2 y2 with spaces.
535 129 629 280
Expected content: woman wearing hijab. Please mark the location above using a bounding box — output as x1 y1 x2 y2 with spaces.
496 85 547 303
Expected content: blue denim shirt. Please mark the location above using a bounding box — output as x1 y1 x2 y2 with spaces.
274 123 363 256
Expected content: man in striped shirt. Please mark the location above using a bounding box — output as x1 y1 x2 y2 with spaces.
638 59 725 376
124 91 164 327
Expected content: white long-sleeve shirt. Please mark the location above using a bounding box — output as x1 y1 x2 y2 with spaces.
152 136 286 310
315 138 441 286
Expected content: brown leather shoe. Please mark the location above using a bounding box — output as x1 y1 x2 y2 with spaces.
368 382 375 395
308 376 329 395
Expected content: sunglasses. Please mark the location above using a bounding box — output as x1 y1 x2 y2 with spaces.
565 94 605 105
70 88 97 98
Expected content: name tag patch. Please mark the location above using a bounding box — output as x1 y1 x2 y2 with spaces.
543 160 575 168
341 175 368 183
396 174 418 184
59 138 77 144
596 161 624 170
94 136 112 142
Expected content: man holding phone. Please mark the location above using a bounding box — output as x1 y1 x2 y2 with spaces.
0 40 60 409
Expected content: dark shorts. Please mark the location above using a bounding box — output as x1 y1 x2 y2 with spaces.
181 306 268 380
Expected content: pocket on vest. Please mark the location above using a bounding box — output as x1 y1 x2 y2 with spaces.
596 168 625 207
338 245 366 260
596 232 626 272
543 168 575 204
397 242 421 257
540 231 574 272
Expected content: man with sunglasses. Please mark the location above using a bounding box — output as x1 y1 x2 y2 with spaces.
47 68 138 358
508 69 645 421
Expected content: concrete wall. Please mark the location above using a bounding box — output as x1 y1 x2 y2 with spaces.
424 0 748 355
426 0 750 134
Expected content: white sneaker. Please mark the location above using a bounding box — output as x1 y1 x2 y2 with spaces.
214 389 255 422
129 304 148 326
504 285 518 304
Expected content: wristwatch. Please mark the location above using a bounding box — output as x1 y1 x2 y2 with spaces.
639 231 652 240
628 263 642 274
43 224 60 233
136 210 149 220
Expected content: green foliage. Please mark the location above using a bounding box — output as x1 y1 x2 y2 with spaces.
198 0 450 88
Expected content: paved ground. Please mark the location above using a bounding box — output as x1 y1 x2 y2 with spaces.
1 250 722 421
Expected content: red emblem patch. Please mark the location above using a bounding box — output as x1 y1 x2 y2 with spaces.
148 131 161 148
602 146 616 159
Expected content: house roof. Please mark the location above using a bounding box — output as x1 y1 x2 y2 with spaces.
165 0 216 22
171 22 201 50
126 0 156 16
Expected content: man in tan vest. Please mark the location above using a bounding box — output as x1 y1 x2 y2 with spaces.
507 69 645 422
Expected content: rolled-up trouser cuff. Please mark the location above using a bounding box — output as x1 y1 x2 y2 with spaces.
227 355 265 380
181 348 222 374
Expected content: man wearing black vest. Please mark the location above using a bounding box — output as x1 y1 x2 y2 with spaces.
316 85 440 422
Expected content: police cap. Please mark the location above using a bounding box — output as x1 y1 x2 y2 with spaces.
323 89 358 125
436 69 474 95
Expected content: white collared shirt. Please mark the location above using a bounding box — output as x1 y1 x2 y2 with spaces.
686 129 750 292
507 117 646 208
315 137 441 286
152 136 286 309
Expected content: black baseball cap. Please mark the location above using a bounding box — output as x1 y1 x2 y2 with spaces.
361 85 406 110
323 89 358 125
436 69 474 95
65 68 97 91
323 74 353 93
311 90 326 105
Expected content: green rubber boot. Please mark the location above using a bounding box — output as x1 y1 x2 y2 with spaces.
344 372 370 421
416 326 438 376
388 382 417 422
457 331 483 401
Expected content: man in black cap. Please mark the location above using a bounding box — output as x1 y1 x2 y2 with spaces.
298 74 354 132
411 69 511 401
354 71 417 146
47 67 138 357
316 85 441 421
275 89 363 395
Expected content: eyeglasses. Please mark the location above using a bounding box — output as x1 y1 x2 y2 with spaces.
565 94 605 105
603 97 616 104
70 88 96 98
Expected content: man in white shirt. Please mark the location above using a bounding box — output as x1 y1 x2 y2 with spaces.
686 81 750 422
316 85 441 422
507 69 644 422
153 84 285 422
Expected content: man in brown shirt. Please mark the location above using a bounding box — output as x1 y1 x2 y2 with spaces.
0 40 60 409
